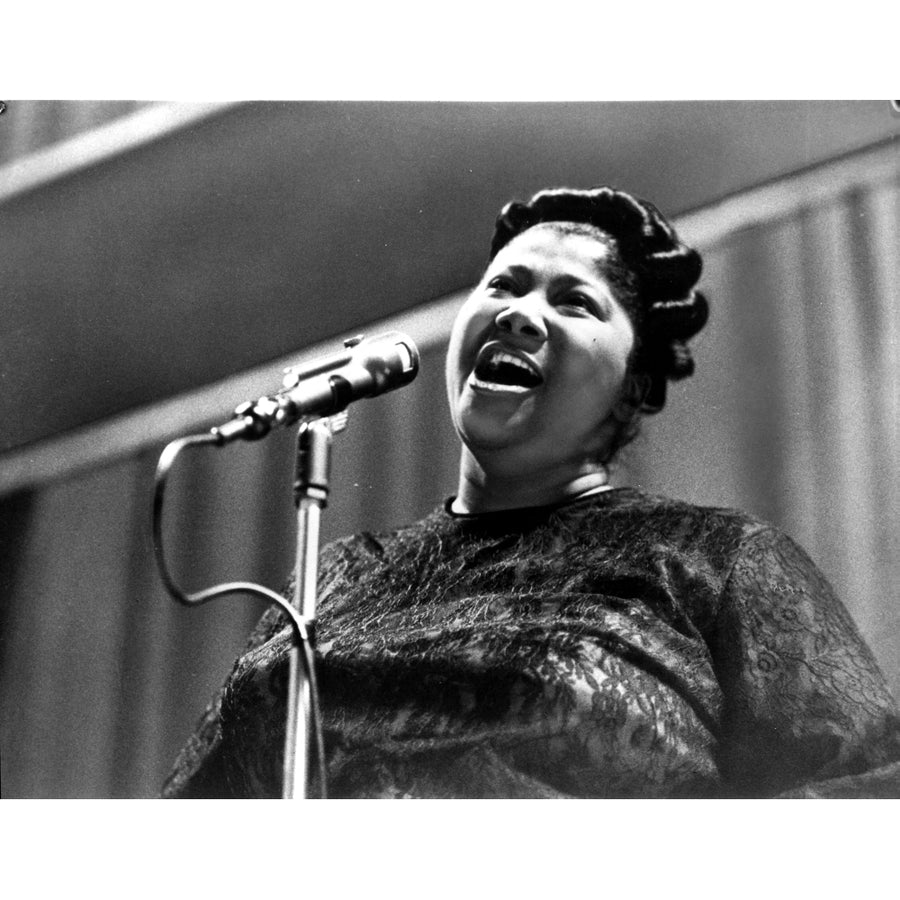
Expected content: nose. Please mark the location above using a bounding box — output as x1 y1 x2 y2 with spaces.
495 297 547 342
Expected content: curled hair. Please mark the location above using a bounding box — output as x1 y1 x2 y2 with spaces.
490 186 709 418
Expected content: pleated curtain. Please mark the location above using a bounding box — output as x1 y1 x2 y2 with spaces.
621 176 900 688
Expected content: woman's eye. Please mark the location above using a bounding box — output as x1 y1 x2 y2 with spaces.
487 276 514 292
561 293 594 313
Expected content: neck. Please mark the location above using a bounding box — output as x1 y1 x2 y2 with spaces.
452 447 610 514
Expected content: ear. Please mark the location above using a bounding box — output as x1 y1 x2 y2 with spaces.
612 373 651 423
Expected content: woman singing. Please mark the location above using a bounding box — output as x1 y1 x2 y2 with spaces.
163 186 900 798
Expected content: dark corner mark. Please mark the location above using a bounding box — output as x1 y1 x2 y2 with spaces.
0 101 7 115
891 100 900 115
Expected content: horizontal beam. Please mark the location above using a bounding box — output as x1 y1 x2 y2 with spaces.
677 137 899 247
0 292 465 495
0 102 240 203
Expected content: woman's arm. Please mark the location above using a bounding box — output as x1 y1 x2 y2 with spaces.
712 527 900 797
160 693 232 798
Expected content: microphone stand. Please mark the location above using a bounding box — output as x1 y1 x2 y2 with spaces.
153 331 418 799
282 414 345 799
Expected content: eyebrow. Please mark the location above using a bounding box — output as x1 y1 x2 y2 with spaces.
502 264 531 281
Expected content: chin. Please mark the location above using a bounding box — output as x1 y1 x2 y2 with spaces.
455 404 531 454
460 427 518 455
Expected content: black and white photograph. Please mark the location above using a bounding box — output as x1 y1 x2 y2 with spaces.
0 11 897 894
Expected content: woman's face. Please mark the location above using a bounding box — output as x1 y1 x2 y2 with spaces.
445 224 637 473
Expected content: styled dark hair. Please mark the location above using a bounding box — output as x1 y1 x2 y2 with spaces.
490 187 709 424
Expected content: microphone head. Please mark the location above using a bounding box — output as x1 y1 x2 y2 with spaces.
353 331 420 394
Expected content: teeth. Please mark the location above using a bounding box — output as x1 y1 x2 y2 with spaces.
470 373 531 393
470 345 542 392
490 350 533 372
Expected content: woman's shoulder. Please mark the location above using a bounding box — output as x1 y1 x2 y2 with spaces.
563 486 805 571
573 485 772 535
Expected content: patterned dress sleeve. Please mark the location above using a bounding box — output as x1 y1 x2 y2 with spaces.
712 527 900 797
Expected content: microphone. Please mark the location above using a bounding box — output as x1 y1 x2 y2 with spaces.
212 331 419 443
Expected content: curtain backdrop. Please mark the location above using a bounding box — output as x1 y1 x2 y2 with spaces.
1 148 897 798
621 175 900 693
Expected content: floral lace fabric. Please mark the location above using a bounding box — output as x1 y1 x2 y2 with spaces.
162 488 900 798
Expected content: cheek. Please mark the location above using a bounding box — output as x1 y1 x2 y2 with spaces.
567 330 633 407
447 299 494 378
595 317 636 373
445 302 478 404
599 333 633 380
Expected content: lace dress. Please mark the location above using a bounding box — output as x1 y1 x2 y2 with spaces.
162 488 900 798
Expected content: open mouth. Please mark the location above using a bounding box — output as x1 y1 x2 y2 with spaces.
470 345 543 392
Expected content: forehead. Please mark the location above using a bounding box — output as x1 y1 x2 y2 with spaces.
490 224 614 279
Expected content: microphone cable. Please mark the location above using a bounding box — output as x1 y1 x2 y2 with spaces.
152 431 328 799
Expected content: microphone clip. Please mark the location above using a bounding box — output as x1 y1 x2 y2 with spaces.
212 395 285 444
209 330 418 446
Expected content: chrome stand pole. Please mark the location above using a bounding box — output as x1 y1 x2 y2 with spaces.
282 416 341 799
